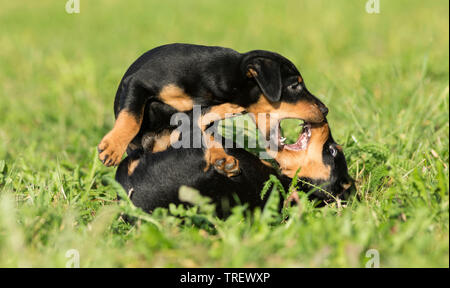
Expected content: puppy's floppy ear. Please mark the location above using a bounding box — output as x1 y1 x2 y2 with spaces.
245 57 282 102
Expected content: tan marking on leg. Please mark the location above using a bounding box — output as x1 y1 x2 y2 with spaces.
197 103 244 177
203 135 240 177
158 84 194 111
203 148 211 172
141 130 181 153
197 103 246 132
98 110 142 167
127 159 140 175
169 130 181 147
152 130 180 153
141 132 157 152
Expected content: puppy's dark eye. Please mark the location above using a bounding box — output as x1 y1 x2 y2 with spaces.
288 82 300 90
329 145 338 157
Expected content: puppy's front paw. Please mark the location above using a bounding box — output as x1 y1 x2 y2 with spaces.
213 155 240 177
98 133 126 167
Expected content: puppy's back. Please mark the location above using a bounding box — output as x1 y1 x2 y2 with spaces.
115 147 283 217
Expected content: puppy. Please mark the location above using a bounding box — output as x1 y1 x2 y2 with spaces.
98 43 328 178
115 121 353 217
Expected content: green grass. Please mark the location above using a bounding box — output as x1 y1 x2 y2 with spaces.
0 0 448 267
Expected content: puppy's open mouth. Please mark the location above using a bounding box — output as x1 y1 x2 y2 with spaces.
278 119 311 151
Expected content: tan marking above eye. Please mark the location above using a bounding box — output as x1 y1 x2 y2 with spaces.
158 84 194 111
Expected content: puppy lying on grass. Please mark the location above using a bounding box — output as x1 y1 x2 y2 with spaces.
115 119 354 217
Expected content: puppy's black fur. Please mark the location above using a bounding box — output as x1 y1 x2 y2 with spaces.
115 127 354 218
99 43 329 168
115 43 328 120
116 147 281 217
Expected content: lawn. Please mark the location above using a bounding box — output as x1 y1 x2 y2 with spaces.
0 0 448 267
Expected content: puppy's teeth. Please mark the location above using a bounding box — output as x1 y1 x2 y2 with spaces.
280 137 286 143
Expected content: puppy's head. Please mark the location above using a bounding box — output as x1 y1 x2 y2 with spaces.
269 121 354 201
242 50 328 126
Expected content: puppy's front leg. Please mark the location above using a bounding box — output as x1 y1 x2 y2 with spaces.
199 103 245 177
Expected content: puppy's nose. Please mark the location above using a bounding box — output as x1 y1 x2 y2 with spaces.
319 105 329 117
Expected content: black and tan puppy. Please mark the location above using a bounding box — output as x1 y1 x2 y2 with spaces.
115 121 353 217
99 43 328 177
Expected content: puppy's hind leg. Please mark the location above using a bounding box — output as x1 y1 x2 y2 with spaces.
98 78 152 167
